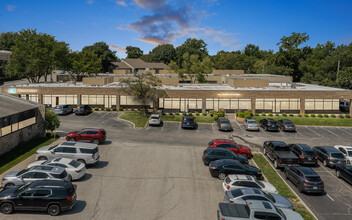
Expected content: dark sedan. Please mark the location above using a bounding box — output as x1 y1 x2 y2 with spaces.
181 116 196 129
336 164 352 185
202 148 248 166
284 166 324 193
217 118 233 131
289 144 318 166
278 119 296 132
259 118 278 131
75 105 92 115
313 146 346 168
209 159 262 180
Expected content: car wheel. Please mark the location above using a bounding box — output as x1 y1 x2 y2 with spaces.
77 159 86 165
274 160 279 169
323 160 328 167
68 174 72 181
4 183 15 188
92 138 100 144
0 202 14 214
336 170 341 178
38 156 48 161
218 173 226 180
241 153 248 159
68 137 76 142
265 126 268 131
263 147 266 155
285 171 289 179
47 204 61 216
298 183 304 193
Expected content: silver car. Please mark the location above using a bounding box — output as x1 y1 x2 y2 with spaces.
53 105 73 115
27 158 86 181
244 119 259 131
1 165 69 188
35 142 100 165
149 114 162 126
224 188 293 210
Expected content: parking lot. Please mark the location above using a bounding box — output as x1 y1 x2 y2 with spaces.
3 111 352 219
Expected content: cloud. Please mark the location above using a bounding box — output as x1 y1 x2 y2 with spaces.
55 20 64 25
134 0 168 10
116 1 127 6
6 5 16 11
109 45 127 52
86 0 94 5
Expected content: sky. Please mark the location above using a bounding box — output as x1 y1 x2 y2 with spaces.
1 0 352 58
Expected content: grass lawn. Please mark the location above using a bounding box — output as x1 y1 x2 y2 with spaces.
0 137 57 175
119 112 149 128
253 153 316 220
252 116 352 127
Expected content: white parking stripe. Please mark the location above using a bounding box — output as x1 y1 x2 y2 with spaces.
327 194 335 202
234 120 246 134
305 126 321 137
319 163 352 193
100 112 109 119
342 128 352 135
295 129 304 137
322 127 340 137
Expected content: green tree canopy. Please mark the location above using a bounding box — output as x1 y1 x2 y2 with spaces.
69 51 101 81
0 32 18 51
337 67 352 89
175 38 208 65
82 42 118 73
150 44 175 64
45 109 60 132
126 46 143 58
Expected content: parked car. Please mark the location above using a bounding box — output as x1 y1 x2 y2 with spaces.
66 128 106 144
0 180 76 216
217 201 303 220
336 164 352 184
53 105 73 115
259 118 278 131
208 139 252 158
284 166 324 193
289 144 318 166
243 119 259 131
181 115 196 129
209 159 262 180
217 118 233 131
313 146 346 168
222 174 277 194
1 166 69 188
148 114 162 126
75 105 92 115
334 145 352 165
263 141 299 168
27 158 86 181
35 142 100 165
277 119 296 132
224 188 293 210
202 148 248 166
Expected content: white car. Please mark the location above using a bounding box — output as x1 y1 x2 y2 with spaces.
222 174 277 194
334 145 352 165
27 157 86 180
244 119 259 131
149 114 162 126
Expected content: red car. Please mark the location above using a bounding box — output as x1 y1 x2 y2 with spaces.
66 128 106 144
208 139 252 158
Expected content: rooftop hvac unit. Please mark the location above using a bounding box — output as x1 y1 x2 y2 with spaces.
291 83 296 89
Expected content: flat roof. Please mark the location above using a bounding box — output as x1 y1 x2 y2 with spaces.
0 93 38 118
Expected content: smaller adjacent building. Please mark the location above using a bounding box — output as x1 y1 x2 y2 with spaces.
112 59 169 75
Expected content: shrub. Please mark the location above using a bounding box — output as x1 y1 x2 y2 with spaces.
213 115 219 120
175 112 179 115
289 113 294 117
209 110 217 116
188 112 193 116
339 114 344 118
317 114 323 118
346 114 351 118
310 113 315 117
182 112 187 116
268 113 273 116
105 107 111 111
237 111 243 117
245 115 252 119
130 108 135 111
94 107 99 111
161 112 165 116
238 112 245 118
195 112 200 116
119 107 124 111
112 107 116 111
282 113 287 117
218 111 225 117
202 112 206 116
323 114 329 118
304 114 309 117
331 114 336 118
255 113 259 116
169 112 173 116
298 113 302 117
275 113 279 117
261 112 266 116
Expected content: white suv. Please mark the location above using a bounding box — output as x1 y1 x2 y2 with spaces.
148 114 162 126
334 145 352 164
222 174 277 194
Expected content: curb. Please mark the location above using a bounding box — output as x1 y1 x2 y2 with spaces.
254 152 318 220
117 113 136 129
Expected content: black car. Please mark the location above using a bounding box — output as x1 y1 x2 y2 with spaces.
181 116 196 129
313 146 346 168
277 119 296 132
289 144 318 166
259 118 278 131
263 141 299 168
217 118 233 131
284 166 324 193
75 105 92 115
209 159 262 180
202 148 248 166
0 180 76 216
336 164 352 184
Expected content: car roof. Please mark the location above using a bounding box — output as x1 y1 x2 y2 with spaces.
246 200 276 211
30 165 65 174
28 180 72 189
295 144 313 151
60 141 97 149
335 145 352 151
212 139 235 144
52 157 73 164
228 174 253 181
270 141 287 146
295 167 318 175
150 114 160 117
213 159 241 165
207 148 233 153
218 203 250 218
234 188 264 196
82 128 104 131
320 146 340 152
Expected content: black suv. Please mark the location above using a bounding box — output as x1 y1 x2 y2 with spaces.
0 180 76 216
75 105 92 115
181 116 196 129
259 118 278 131
208 159 262 180
202 148 248 166
289 144 318 166
313 146 345 168
284 166 324 193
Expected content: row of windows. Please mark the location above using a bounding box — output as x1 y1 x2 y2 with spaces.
0 117 36 137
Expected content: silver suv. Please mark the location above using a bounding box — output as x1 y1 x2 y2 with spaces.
1 165 69 188
35 142 100 165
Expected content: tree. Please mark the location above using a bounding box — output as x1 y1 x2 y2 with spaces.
0 32 18 50
82 42 118 73
175 38 208 65
150 44 175 64
69 51 101 81
45 109 60 132
126 46 143 58
337 67 352 89
119 72 163 114
244 44 262 59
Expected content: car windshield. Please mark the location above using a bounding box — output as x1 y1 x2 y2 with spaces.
268 121 277 124
331 153 344 159
151 116 159 120
274 207 286 220
305 151 316 156
306 176 321 182
348 151 352 157
220 120 230 124
15 183 31 193
69 160 81 168
48 145 58 150
284 121 293 125
54 106 62 109
255 179 265 188
17 169 29 176
263 192 275 203
247 121 256 124
184 118 194 122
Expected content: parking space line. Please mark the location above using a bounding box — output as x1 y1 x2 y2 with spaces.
234 120 246 134
100 112 109 119
327 194 335 201
336 127 352 135
341 128 352 135
319 162 352 193
161 125 164 132
295 129 304 137
305 126 321 137
322 127 340 137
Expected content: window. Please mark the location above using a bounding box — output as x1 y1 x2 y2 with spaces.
53 147 64 153
21 190 36 197
35 172 48 178
22 172 36 178
80 130 88 135
339 148 346 154
215 152 226 157
225 152 234 158
253 212 282 220
52 163 67 168
87 131 98 135
62 147 76 153
34 189 51 197
240 181 260 188
243 195 267 201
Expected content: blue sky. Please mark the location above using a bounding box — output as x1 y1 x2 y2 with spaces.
1 0 351 58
